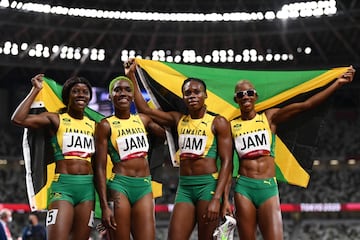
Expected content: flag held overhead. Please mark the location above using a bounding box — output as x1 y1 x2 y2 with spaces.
135 58 349 187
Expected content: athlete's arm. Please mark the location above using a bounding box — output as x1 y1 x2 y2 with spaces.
206 115 233 221
139 113 166 138
269 66 355 127
94 119 117 230
124 59 182 127
11 73 58 130
221 174 233 217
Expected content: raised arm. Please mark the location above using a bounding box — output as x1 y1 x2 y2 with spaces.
93 119 117 230
139 113 166 139
268 66 356 127
124 59 182 127
11 74 58 129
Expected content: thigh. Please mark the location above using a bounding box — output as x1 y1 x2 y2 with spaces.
168 202 196 240
234 193 257 240
46 200 74 240
131 193 155 240
111 190 132 240
258 195 283 240
72 200 94 240
196 200 219 240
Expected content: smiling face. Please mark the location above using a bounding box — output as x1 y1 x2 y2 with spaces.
234 80 258 115
110 79 134 112
67 83 91 112
182 80 207 112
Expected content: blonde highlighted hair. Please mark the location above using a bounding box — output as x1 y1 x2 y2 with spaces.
108 76 134 94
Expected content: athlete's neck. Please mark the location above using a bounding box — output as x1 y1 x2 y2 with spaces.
114 109 131 119
67 110 84 119
189 105 207 119
241 111 256 120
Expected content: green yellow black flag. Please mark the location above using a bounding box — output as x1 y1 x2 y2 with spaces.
134 58 348 188
23 77 162 214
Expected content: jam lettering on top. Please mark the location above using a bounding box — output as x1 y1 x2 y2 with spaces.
115 127 149 160
178 128 207 158
234 129 271 159
62 131 95 158
177 113 217 160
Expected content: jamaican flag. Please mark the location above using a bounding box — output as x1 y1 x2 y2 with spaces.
134 58 348 188
23 77 162 215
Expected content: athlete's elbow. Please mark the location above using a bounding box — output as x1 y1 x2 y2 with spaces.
11 116 24 126
302 101 314 111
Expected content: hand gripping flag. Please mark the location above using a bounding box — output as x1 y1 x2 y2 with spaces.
22 77 162 215
134 58 349 187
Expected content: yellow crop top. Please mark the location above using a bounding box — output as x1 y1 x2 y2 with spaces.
177 112 217 160
52 113 95 162
107 114 149 163
231 112 275 159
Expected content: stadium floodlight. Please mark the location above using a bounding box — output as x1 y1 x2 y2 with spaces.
166 56 173 62
235 54 242 62
204 55 212 63
1 40 299 64
5 1 337 22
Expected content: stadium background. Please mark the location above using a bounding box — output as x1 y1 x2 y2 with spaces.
0 0 359 239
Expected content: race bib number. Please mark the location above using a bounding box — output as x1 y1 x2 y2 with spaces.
178 134 207 156
234 130 270 157
46 209 58 226
116 133 149 159
62 132 94 157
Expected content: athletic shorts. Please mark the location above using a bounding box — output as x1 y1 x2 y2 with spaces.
175 173 218 204
48 174 95 206
234 175 278 208
107 174 152 205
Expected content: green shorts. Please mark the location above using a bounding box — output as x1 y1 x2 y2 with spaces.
48 174 95 206
107 174 152 205
175 174 217 204
234 175 278 208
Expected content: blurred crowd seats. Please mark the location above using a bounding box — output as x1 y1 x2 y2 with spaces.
1 97 359 239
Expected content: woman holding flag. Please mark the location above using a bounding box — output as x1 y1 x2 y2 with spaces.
124 59 233 240
11 74 96 240
93 76 165 240
231 66 355 240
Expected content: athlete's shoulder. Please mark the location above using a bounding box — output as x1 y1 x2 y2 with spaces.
230 115 241 122
206 111 218 117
